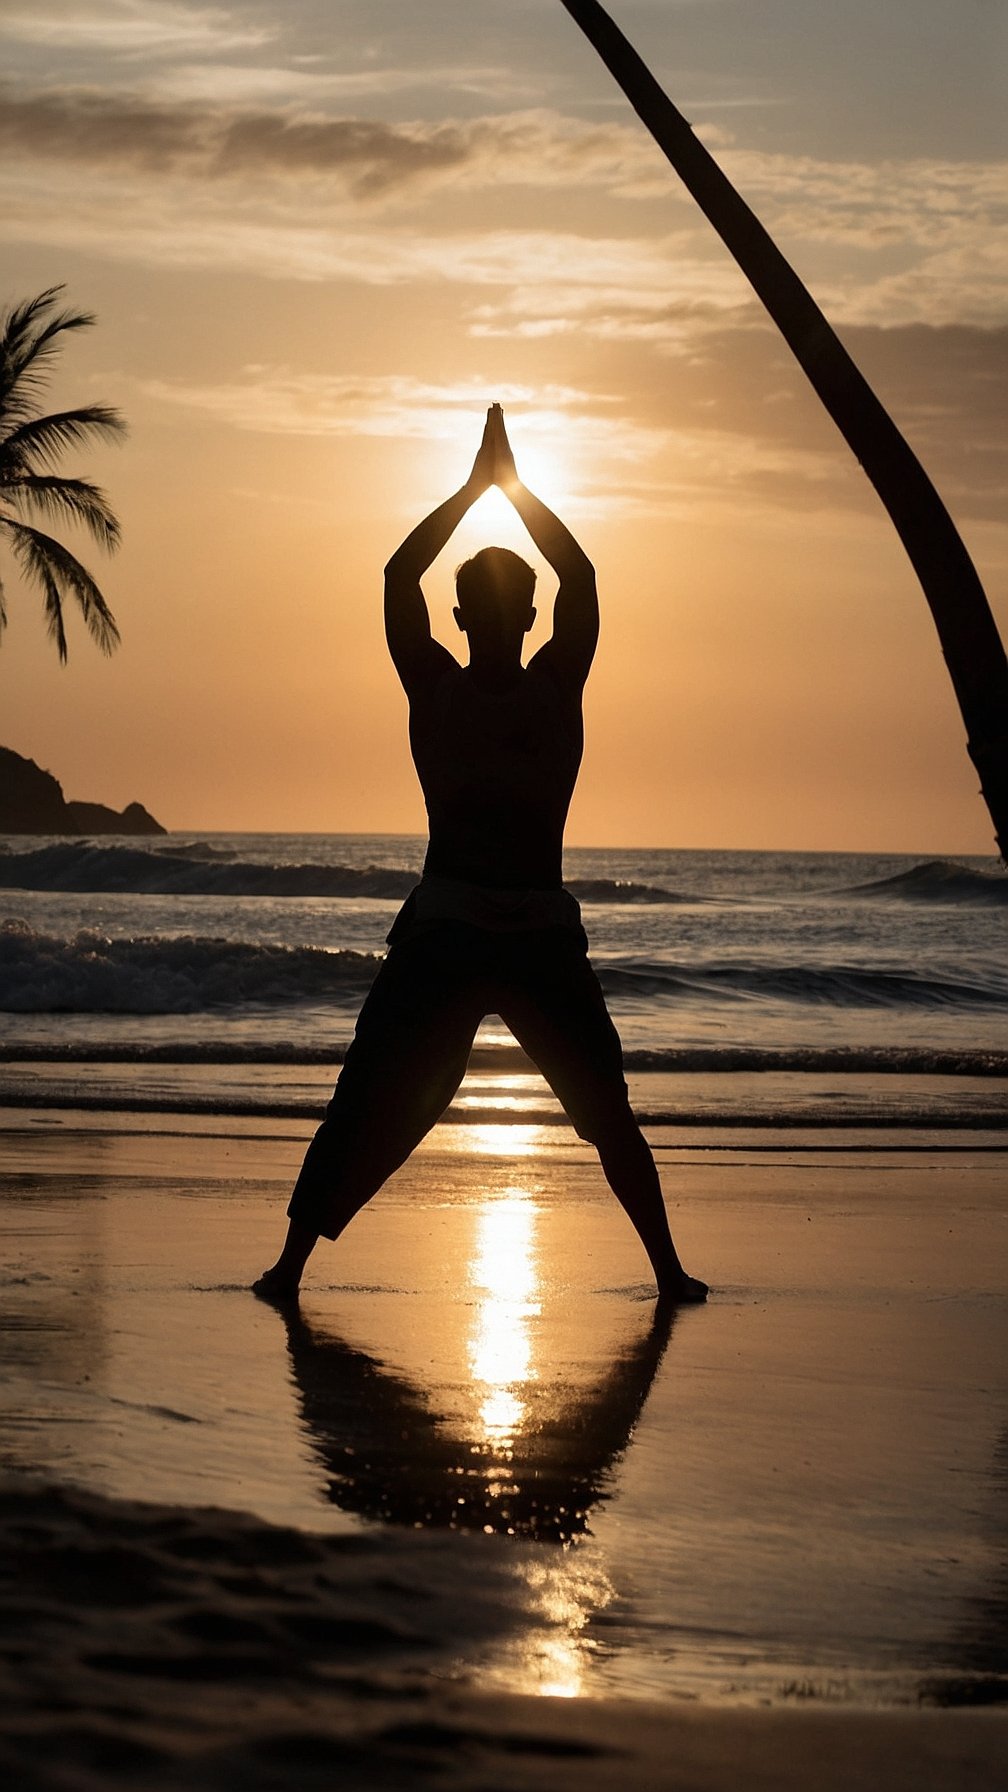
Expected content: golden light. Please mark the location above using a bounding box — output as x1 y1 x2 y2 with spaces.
479 1386 525 1438
454 1072 554 1117
468 1190 541 1448
515 1558 617 1701
537 1637 584 1700
470 424 574 532
459 1122 546 1158
470 483 527 541
423 397 581 564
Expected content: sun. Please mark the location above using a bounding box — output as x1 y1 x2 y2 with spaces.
471 484 527 539
447 416 579 557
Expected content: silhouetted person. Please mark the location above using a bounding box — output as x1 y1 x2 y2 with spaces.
255 406 706 1304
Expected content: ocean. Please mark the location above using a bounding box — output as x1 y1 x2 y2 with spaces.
0 834 1005 1130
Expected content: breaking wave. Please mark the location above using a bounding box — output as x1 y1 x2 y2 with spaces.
843 859 1008 904
2 921 1005 1016
2 1039 1005 1078
597 957 1007 1010
0 842 680 905
0 842 419 901
569 877 682 904
0 920 380 1014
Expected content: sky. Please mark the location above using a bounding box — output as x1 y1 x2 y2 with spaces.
1 0 1005 851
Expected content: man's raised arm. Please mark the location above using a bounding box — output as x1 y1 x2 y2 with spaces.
490 405 599 683
383 412 495 694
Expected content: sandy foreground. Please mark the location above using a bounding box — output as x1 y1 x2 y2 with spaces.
1 1108 1006 1789
1 1476 1004 1792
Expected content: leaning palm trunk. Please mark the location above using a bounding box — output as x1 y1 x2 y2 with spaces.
559 0 1008 858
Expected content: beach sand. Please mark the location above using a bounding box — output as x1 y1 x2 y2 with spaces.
1 1106 1005 1787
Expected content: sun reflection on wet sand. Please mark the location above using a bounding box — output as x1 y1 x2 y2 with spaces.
519 1559 616 1700
453 1072 563 1122
462 1121 547 1158
465 1184 612 1696
469 1189 540 1451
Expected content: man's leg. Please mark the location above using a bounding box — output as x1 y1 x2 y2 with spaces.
255 929 483 1300
592 1119 706 1302
498 934 707 1304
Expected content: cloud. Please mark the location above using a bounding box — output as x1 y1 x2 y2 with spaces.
1 139 702 296
135 368 681 519
4 81 1005 235
2 83 1003 334
138 371 611 439
0 88 201 173
156 323 997 526
829 236 1008 331
153 63 527 109
134 365 852 525
0 0 273 57
0 87 674 199
2 80 1004 495
606 316 1008 523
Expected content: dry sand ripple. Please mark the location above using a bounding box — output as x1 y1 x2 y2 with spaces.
1 1477 1004 1792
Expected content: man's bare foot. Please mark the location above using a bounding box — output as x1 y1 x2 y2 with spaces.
657 1271 708 1306
253 1220 318 1301
252 1265 302 1303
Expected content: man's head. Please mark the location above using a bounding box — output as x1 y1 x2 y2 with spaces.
453 547 536 662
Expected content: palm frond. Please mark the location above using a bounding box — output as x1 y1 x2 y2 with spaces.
3 517 120 662
0 288 125 659
0 406 127 476
34 553 68 661
0 286 97 427
0 289 69 377
5 520 67 659
3 476 121 550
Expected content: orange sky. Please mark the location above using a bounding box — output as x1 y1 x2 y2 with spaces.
1 0 1005 851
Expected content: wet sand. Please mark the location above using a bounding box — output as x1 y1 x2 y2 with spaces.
1 1110 1005 1787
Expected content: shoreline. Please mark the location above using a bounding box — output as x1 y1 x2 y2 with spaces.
1 1061 1005 1132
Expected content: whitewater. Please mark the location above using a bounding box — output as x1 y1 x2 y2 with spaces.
0 834 1005 1128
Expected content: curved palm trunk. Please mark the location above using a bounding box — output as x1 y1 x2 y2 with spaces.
559 0 1008 857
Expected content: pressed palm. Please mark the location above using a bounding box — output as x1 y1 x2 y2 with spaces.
0 286 126 662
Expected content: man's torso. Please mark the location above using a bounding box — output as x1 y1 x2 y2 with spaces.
408 658 583 890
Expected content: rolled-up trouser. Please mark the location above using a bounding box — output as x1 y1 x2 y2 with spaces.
287 917 634 1239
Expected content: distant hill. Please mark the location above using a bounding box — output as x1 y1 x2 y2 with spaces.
0 745 166 835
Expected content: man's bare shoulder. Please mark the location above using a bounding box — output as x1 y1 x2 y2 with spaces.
404 646 462 710
527 636 592 697
390 638 459 706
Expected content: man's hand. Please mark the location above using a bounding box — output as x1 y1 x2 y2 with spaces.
385 405 503 694
465 403 518 495
489 403 519 492
467 407 497 496
482 403 598 683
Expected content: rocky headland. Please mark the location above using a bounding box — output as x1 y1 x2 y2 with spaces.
0 745 165 835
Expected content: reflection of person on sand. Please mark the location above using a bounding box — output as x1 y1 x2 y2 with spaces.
278 1299 677 1543
255 405 706 1305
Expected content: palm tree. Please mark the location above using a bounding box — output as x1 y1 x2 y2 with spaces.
0 285 125 662
558 0 1008 859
